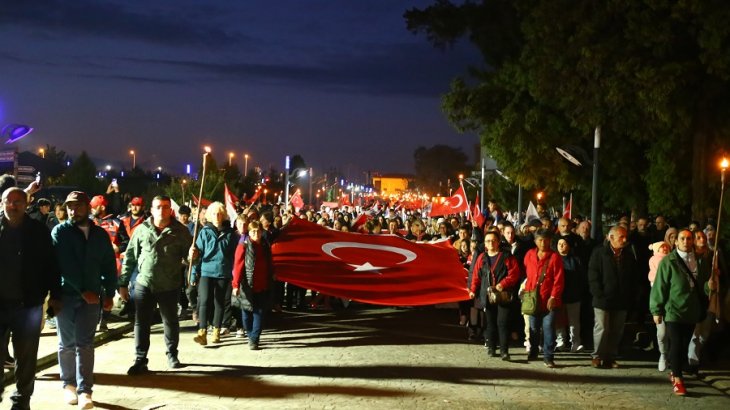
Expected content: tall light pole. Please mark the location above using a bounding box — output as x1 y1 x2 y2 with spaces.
284 155 291 206
590 126 601 240
129 150 136 169
710 157 729 321
228 152 234 167
39 148 45 159
244 154 249 177
181 179 187 204
308 167 313 206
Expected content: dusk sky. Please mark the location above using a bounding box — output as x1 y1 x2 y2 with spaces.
0 0 480 181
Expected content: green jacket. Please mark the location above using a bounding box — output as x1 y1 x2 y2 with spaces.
650 250 711 324
120 218 192 292
51 220 117 298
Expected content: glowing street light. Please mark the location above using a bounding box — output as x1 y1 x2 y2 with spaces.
38 148 45 158
228 152 234 166
129 150 136 169
244 154 249 177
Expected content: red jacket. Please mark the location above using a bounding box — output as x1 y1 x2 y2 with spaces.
470 251 521 294
523 248 565 311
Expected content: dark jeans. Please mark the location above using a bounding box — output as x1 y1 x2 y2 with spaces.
242 292 269 344
484 302 511 354
133 284 179 360
0 304 43 409
529 310 556 362
666 321 694 379
197 277 232 330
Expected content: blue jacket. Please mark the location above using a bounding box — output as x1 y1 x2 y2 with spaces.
51 220 118 298
191 223 238 282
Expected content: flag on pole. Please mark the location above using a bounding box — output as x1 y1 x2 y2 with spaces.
290 190 304 212
471 193 485 229
525 201 539 223
224 184 239 224
430 185 469 217
563 193 572 219
192 195 211 208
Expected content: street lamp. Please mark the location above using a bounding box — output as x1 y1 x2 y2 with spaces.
228 152 234 166
129 150 136 169
181 179 187 204
283 155 308 207
38 148 45 159
244 154 249 177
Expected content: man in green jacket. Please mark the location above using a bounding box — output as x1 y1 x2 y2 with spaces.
119 196 193 375
650 229 716 396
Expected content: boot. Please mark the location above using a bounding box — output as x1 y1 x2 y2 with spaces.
193 328 207 346
211 328 221 343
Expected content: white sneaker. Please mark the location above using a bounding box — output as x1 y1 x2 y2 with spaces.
658 354 667 372
571 344 585 353
79 392 94 409
235 329 246 339
64 385 78 405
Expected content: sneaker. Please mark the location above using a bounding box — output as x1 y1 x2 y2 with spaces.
46 317 57 330
554 343 567 352
127 359 149 376
78 392 94 409
544 360 556 368
591 358 602 368
501 353 511 361
167 355 182 369
63 385 78 405
249 341 259 350
673 379 687 396
235 329 246 339
608 360 619 369
219 327 230 336
658 354 667 372
570 344 584 353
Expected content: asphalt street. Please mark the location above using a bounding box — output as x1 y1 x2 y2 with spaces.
4 305 730 409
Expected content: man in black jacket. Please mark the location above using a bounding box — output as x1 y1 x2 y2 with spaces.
0 187 62 410
588 225 638 369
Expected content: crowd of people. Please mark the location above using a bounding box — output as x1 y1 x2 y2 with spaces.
0 176 728 408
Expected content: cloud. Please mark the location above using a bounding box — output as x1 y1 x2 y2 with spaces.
0 0 242 48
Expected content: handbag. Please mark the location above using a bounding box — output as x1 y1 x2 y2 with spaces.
521 262 547 315
485 253 513 305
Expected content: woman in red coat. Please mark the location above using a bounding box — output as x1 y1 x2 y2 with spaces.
522 228 565 367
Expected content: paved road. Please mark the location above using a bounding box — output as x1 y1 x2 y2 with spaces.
7 306 730 409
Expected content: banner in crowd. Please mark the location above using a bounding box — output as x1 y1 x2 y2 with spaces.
272 218 470 306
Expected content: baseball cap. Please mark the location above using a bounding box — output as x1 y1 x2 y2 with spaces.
130 197 144 206
89 195 107 208
63 191 90 206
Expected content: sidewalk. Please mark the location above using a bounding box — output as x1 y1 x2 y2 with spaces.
5 306 730 409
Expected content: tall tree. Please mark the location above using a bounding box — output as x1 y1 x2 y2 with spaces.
59 151 104 193
406 1 730 220
413 145 469 194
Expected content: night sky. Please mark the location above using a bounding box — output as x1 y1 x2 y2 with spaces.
0 0 480 182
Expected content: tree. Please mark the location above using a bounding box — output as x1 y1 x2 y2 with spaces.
413 145 469 194
59 151 105 193
406 1 730 221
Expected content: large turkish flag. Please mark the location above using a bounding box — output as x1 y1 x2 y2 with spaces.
430 185 469 217
272 218 470 306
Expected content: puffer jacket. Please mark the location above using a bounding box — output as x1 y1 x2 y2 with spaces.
120 218 192 292
191 223 238 283
232 236 274 311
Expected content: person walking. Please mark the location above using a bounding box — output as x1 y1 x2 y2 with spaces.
52 191 117 409
119 196 193 375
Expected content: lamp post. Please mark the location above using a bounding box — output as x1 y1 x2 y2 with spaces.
308 167 313 207
228 152 234 167
244 154 249 177
181 179 187 205
129 150 136 169
710 157 729 322
284 155 291 206
590 126 601 240
39 148 45 159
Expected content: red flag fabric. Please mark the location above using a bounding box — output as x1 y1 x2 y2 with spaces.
563 194 572 219
290 190 305 211
471 194 485 229
272 218 469 306
430 185 469 217
192 195 211 207
247 187 263 204
224 184 239 223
